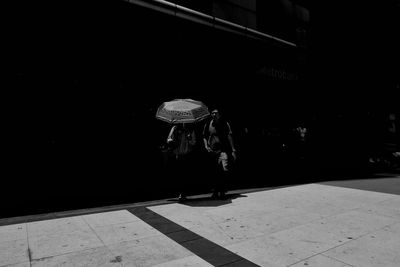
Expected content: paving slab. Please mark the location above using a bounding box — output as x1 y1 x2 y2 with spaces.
27 228 104 260
0 223 26 242
182 224 236 246
82 210 141 227
356 199 400 220
27 216 91 237
180 237 243 266
0 239 29 266
31 246 122 267
165 229 201 243
1 182 400 266
225 224 344 266
2 262 31 267
290 254 353 267
322 222 400 267
107 235 193 267
150 255 213 267
91 220 161 246
149 183 400 266
299 209 399 240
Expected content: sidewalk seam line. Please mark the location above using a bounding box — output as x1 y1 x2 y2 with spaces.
26 222 32 267
218 258 245 266
319 254 357 267
80 215 112 252
287 220 400 266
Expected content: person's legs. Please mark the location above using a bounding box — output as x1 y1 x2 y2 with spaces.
168 154 179 193
219 171 229 198
215 152 229 198
178 153 194 201
174 155 187 201
210 152 221 198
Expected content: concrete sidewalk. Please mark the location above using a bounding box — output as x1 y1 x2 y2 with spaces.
1 183 400 266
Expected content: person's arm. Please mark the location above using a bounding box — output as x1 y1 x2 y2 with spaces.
188 130 196 146
226 122 237 160
167 126 176 144
226 122 236 151
203 122 212 152
228 135 236 152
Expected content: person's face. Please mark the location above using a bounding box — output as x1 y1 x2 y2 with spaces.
211 110 220 121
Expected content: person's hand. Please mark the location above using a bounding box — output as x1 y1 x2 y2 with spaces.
205 146 212 153
231 150 237 161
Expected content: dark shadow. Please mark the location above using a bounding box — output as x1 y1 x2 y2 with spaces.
167 193 247 207
319 176 400 196
310 169 400 183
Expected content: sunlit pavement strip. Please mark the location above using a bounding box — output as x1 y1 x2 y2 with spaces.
0 183 399 267
147 183 400 267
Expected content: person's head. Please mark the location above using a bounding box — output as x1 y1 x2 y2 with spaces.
184 123 194 130
178 123 192 131
174 123 184 130
211 109 221 122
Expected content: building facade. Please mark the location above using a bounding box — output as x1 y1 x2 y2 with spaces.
6 0 399 216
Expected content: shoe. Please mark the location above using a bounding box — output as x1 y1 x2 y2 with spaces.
178 194 187 202
211 193 219 199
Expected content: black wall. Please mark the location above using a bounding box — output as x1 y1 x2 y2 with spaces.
4 0 299 216
6 0 397 217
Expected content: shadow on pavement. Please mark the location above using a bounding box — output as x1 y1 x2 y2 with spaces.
167 193 248 207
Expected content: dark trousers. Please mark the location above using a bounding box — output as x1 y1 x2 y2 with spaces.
170 153 195 197
209 151 230 195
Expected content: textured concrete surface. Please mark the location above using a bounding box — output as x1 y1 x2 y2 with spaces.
1 182 399 266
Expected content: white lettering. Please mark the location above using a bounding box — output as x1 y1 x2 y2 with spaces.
257 67 298 81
